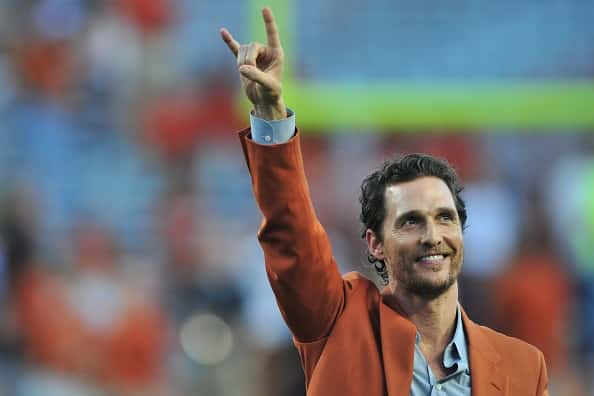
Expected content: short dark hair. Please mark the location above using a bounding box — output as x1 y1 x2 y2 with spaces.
359 153 467 284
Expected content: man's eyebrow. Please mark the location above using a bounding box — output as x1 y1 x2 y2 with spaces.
436 207 457 215
394 207 457 223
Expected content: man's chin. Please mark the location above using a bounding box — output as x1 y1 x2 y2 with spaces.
405 277 456 300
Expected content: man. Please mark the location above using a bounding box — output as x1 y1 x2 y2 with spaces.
220 8 549 395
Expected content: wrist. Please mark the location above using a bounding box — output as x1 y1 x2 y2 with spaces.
253 100 287 120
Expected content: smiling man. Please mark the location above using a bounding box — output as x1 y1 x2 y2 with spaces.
221 7 549 396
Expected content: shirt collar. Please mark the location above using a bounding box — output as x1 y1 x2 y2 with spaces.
443 305 470 373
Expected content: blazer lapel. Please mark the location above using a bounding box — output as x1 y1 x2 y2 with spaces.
378 296 417 396
462 310 508 396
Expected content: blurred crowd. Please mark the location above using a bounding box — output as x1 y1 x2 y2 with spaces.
0 0 592 395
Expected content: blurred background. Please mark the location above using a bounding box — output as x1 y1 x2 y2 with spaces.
0 0 592 395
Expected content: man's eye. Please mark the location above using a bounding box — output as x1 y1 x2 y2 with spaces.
403 218 418 226
438 213 453 221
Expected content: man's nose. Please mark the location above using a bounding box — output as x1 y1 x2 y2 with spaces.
420 221 441 246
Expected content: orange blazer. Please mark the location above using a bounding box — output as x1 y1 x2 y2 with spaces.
240 129 549 396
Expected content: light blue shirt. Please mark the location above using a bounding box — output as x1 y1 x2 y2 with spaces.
411 306 471 395
250 111 471 395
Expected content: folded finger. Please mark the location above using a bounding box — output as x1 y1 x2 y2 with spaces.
239 65 279 92
237 43 261 67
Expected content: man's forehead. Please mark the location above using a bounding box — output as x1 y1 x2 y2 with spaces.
384 177 457 214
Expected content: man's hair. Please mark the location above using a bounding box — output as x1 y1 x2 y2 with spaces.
359 153 467 284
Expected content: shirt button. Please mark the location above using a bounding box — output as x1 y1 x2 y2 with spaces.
436 384 442 391
264 135 272 142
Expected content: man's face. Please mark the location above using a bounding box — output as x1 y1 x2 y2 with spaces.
371 176 464 299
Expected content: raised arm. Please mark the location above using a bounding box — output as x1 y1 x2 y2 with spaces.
220 8 345 342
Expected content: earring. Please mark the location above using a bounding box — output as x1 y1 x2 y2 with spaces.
374 261 386 272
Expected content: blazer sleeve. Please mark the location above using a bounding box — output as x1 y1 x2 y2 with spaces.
239 128 345 342
536 351 549 396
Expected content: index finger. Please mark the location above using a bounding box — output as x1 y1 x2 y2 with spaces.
262 7 282 49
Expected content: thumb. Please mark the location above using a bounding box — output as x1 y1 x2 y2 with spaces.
239 65 279 91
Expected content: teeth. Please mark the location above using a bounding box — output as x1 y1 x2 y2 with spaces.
419 255 444 261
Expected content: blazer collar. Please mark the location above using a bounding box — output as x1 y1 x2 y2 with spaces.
378 294 509 396
378 294 416 396
462 309 509 395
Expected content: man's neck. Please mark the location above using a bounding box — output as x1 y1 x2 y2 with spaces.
388 282 459 352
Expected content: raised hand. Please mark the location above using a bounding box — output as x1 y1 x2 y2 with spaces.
220 7 287 120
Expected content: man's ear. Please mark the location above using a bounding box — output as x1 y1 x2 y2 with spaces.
365 229 385 261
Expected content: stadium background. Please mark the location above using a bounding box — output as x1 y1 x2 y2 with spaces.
0 0 593 395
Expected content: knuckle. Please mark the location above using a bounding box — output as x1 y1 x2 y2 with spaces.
248 42 260 49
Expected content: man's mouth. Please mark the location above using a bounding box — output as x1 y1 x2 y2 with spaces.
415 253 450 264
